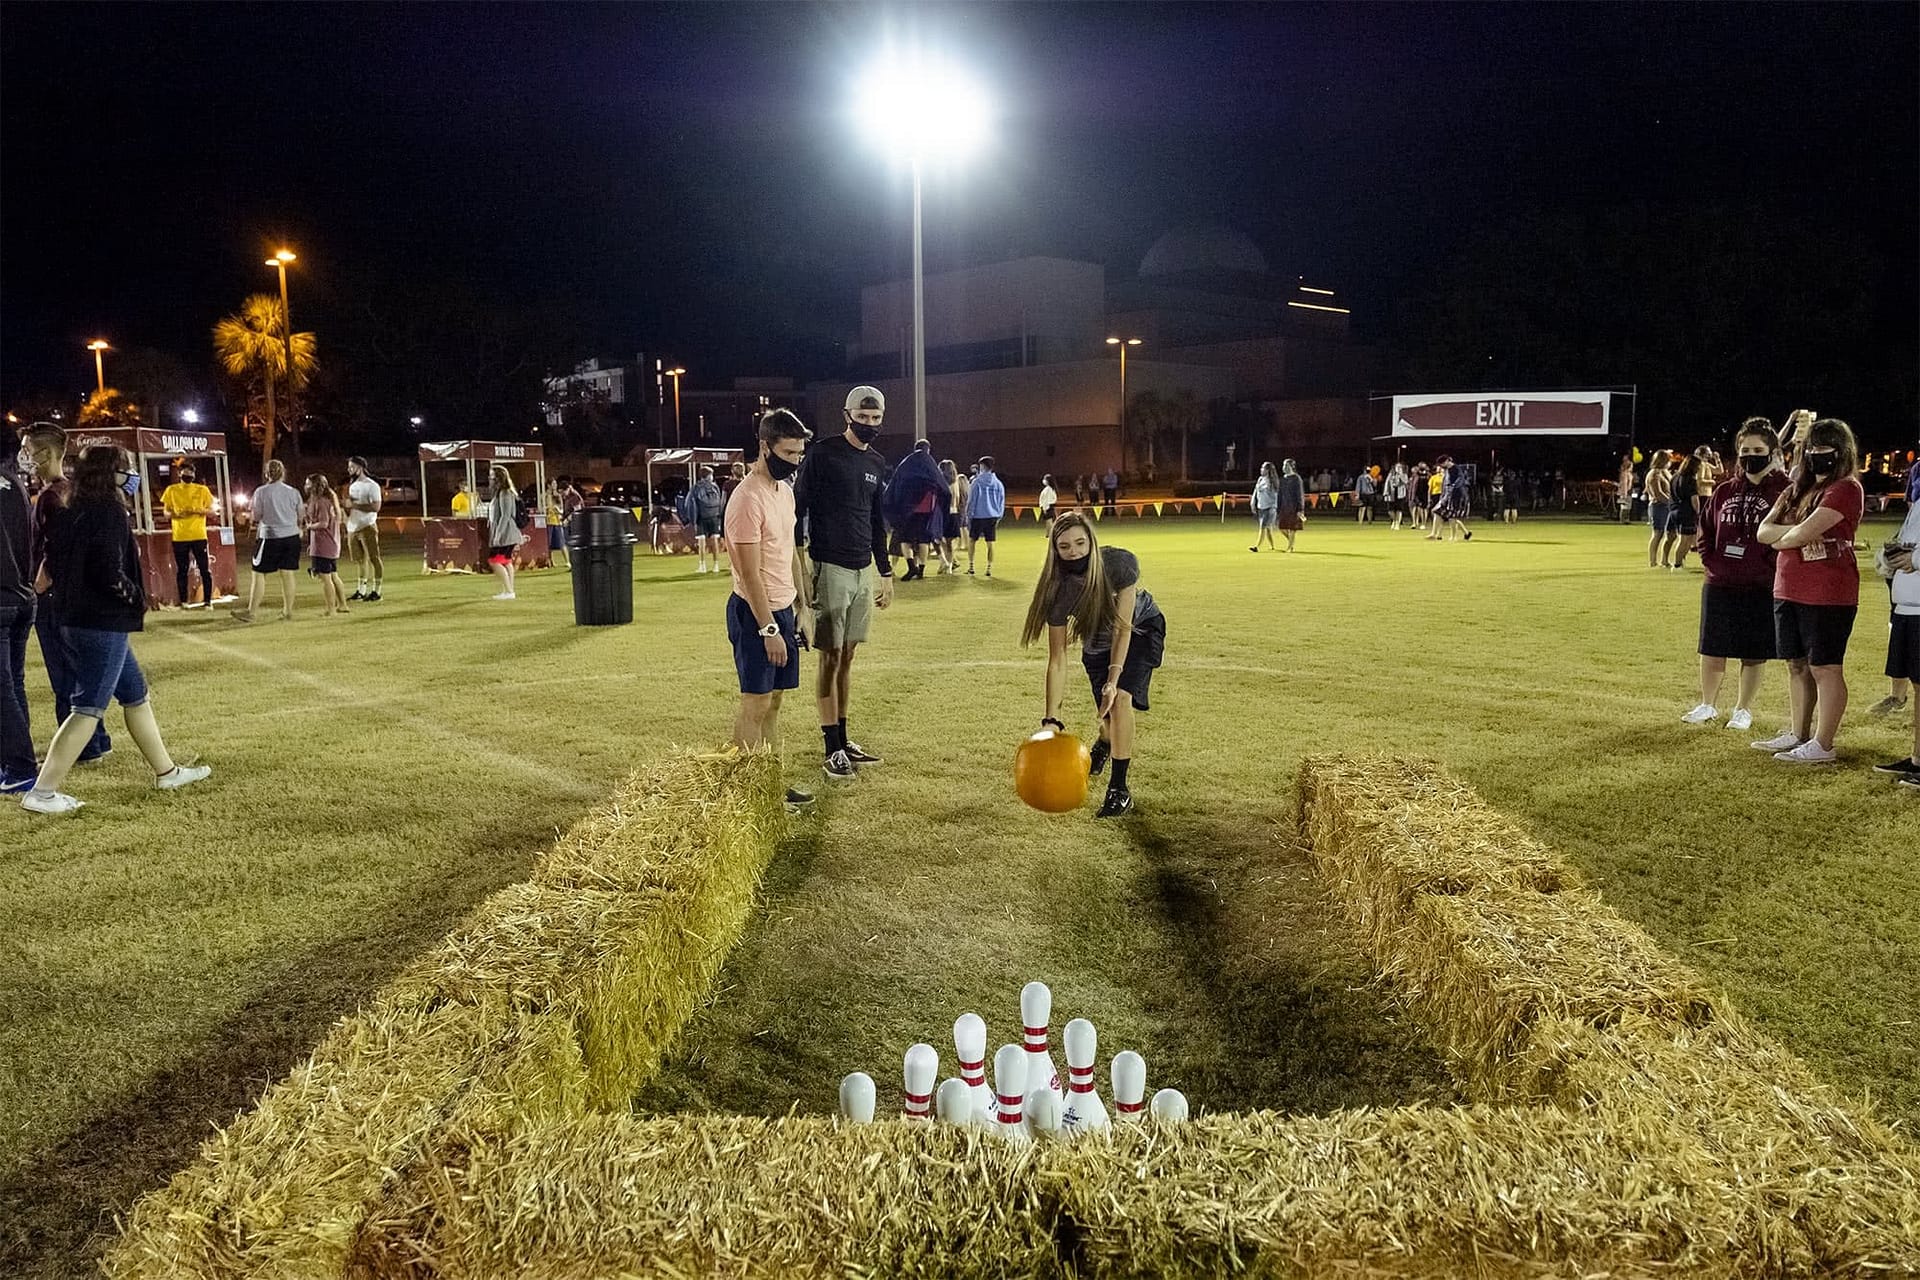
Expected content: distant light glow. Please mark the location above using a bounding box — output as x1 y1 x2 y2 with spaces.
1299 286 1336 296
1287 301 1352 314
855 52 990 161
409 416 423 426
87 339 110 351
181 408 200 424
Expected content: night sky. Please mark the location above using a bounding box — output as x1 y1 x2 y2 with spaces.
4 2 1915 421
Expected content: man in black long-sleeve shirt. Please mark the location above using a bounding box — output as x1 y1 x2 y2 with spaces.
793 385 894 782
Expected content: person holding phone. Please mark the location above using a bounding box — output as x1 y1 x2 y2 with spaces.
1753 418 1865 763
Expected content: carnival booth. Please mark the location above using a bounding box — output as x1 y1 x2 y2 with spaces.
417 440 550 573
70 425 240 608
643 446 743 554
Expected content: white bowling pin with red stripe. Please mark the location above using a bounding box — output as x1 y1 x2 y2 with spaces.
1019 981 1062 1106
1111 1050 1147 1123
953 1013 993 1124
1060 1017 1109 1135
901 1043 938 1121
992 1043 1031 1143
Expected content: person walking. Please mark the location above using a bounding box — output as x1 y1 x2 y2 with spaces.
1427 456 1474 542
1408 460 1431 529
344 457 384 602
936 458 962 574
725 409 814 812
485 465 525 600
1355 466 1377 523
1102 466 1120 517
1645 451 1677 568
2 436 36 793
885 440 948 581
792 386 894 784
1752 418 1865 764
1617 454 1636 523
232 459 303 623
1021 510 1165 819
20 444 211 814
1682 419 1787 731
1276 458 1306 552
1251 460 1280 552
1384 460 1410 531
1074 474 1088 506
18 424 110 764
690 465 725 575
160 463 215 608
1869 470 1920 789
1038 474 1058 524
302 474 349 616
1867 450 1920 719
949 459 972 568
966 455 1007 577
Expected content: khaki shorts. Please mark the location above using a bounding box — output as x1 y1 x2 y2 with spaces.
812 562 873 650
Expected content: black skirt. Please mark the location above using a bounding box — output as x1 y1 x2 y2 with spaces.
1698 583 1777 661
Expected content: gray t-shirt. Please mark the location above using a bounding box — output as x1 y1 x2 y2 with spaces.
1048 546 1160 651
251 481 304 539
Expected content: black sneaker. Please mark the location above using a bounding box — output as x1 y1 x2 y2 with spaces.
365 590 382 602
1898 774 1920 791
785 787 815 813
348 589 366 601
1095 786 1133 819
844 742 882 766
1088 738 1110 777
1871 757 1920 775
824 750 857 783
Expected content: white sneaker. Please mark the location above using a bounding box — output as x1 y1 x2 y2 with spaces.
1726 709 1753 732
696 564 708 574
1774 740 1837 765
156 763 212 791
1751 730 1803 752
1680 704 1719 725
22 790 83 815
492 591 516 600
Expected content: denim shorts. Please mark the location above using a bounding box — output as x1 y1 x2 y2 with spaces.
65 626 149 717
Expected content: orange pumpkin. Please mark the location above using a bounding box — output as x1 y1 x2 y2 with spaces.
1014 728 1094 813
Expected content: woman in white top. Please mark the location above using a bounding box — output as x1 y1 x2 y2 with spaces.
1250 461 1279 552
1038 475 1058 524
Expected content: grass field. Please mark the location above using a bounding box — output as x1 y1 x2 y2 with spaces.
4 514 1917 1276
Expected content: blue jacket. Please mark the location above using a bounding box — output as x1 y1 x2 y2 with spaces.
883 450 949 527
968 471 1006 519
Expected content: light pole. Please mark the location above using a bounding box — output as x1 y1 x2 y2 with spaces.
266 249 297 452
1107 336 1141 470
855 53 990 443
87 339 110 394
666 366 686 447
181 408 200 425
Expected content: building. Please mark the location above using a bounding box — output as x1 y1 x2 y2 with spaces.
542 355 654 428
811 227 1382 482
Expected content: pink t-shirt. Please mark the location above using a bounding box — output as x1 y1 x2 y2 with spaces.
723 471 796 610
304 495 341 560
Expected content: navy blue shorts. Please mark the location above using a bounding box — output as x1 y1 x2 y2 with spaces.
726 594 801 695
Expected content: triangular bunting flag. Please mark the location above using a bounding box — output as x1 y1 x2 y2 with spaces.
1132 503 1145 516
1329 492 1341 508
1091 505 1102 520
1153 501 1164 516
1214 494 1225 509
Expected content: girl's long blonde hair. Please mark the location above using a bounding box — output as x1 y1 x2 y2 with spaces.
304 474 341 524
1021 511 1119 648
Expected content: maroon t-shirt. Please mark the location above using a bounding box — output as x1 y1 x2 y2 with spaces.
1773 477 1864 608
1699 471 1788 589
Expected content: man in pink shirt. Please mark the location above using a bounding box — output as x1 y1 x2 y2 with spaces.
725 409 813 811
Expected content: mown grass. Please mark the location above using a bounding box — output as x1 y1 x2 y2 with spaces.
3 514 1916 1276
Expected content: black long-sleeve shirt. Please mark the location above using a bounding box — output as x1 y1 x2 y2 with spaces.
0 460 31 610
792 435 892 574
49 496 146 631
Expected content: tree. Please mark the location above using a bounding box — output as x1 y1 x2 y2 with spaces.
76 387 143 430
1127 388 1208 482
212 293 316 464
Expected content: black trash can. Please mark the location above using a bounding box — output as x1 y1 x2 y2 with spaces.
569 506 635 626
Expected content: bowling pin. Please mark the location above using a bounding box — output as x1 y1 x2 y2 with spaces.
1060 1017 1109 1136
839 1071 876 1124
992 1043 1031 1143
1111 1050 1147 1123
954 1013 993 1122
1019 981 1062 1105
902 1043 938 1121
935 1077 974 1126
1150 1087 1189 1124
1028 1085 1063 1142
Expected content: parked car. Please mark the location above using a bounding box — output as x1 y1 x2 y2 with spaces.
381 476 422 506
596 481 651 510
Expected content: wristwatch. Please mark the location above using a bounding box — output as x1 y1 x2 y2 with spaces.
758 621 781 638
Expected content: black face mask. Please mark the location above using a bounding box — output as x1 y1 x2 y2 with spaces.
1804 451 1839 476
847 417 881 445
1740 455 1773 477
1058 555 1090 576
766 453 799 482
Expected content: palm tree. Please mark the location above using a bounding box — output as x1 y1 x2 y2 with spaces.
76 387 143 430
212 293 316 464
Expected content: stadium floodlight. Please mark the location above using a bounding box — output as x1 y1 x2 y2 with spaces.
853 50 991 443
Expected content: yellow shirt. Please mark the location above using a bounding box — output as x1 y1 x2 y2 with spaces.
162 483 213 541
1427 472 1444 498
452 492 472 517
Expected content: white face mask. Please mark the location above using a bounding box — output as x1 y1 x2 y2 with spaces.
15 443 31 476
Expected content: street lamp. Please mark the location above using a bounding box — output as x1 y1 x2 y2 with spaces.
666 366 686 446
87 339 111 393
1106 336 1142 470
410 416 423 428
181 408 200 425
265 249 298 454
855 52 990 443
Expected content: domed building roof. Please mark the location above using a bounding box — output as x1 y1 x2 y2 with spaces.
1139 225 1269 278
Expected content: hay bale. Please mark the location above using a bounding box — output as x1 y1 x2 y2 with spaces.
1374 887 1719 1100
1298 755 1581 959
347 1106 1920 1278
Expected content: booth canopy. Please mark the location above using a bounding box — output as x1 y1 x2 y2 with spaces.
417 439 545 463
643 447 740 467
68 426 231 456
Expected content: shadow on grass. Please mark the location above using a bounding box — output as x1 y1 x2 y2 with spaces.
1117 808 1461 1115
0 827 547 1280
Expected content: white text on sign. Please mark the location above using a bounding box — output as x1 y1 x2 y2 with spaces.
1474 402 1525 427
